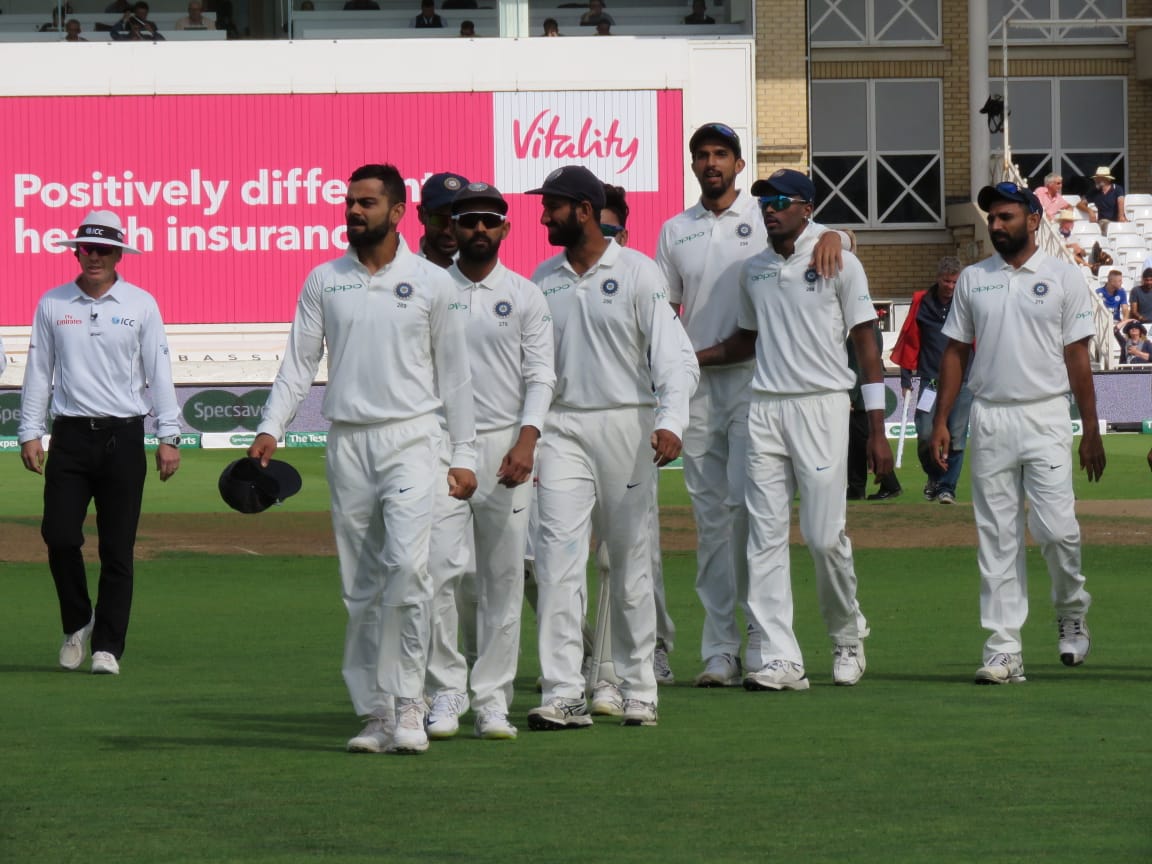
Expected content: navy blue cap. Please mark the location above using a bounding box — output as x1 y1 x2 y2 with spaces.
218 457 302 515
452 182 508 215
689 122 742 159
977 182 1041 215
526 165 606 210
750 169 815 203
421 172 469 211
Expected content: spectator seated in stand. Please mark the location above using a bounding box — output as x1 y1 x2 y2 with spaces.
458 18 475 35
176 0 216 29
580 0 614 27
1128 268 1152 325
1034 172 1071 220
1056 208 1088 266
110 1 165 39
64 17 87 39
683 0 715 24
595 18 611 34
1077 166 1127 231
1121 321 1152 364
413 0 445 27
541 17 560 35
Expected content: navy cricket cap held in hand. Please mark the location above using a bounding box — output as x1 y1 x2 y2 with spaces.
218 457 303 514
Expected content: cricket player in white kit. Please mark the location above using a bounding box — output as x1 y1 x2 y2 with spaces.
931 182 1104 685
251 164 477 755
701 169 892 690
657 124 848 687
527 165 694 729
424 183 555 741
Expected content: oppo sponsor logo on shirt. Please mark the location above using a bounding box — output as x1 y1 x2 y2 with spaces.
324 282 363 294
674 231 706 247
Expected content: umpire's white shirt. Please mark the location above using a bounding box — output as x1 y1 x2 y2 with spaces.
531 239 692 437
738 222 877 396
18 277 181 442
944 250 1095 403
656 190 766 352
445 261 555 432
259 235 477 468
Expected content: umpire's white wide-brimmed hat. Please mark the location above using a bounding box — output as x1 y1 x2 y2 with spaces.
56 210 142 254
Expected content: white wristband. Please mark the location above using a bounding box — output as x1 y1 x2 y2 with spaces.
861 383 886 412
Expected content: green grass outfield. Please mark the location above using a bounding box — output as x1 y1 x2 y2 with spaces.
1 439 1150 863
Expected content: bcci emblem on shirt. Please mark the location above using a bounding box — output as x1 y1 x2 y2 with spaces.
804 268 819 291
395 282 414 300
1033 282 1050 298
736 223 753 239
601 279 619 297
494 300 512 318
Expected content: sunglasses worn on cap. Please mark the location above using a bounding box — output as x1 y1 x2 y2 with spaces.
452 212 506 230
758 195 808 212
600 223 624 238
77 244 118 256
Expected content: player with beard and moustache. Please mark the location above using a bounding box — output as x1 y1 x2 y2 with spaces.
418 172 468 268
656 123 846 689
423 183 555 741
252 163 478 754
930 182 1105 685
526 165 695 730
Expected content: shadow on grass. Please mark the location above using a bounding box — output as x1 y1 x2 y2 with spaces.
102 710 355 751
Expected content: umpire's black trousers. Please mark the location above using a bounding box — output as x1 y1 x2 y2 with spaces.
42 416 147 659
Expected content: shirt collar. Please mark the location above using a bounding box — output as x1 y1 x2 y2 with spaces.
557 238 622 277
690 189 756 221
996 248 1045 274
449 260 505 291
343 233 414 274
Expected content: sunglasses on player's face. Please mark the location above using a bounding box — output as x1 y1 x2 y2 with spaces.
77 244 118 256
758 195 808 212
452 212 506 230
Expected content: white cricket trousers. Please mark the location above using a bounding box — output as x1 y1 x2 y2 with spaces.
744 392 866 668
968 396 1091 660
536 406 659 703
327 415 441 717
426 425 532 714
682 363 752 660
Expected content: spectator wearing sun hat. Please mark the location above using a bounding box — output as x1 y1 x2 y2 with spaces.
1077 166 1126 228
18 210 181 678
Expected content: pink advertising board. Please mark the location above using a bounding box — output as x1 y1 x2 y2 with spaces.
2 90 684 326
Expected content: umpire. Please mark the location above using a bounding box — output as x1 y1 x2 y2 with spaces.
19 210 181 676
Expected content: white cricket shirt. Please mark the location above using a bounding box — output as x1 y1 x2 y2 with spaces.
446 260 556 433
18 277 180 442
738 223 877 396
943 249 1095 403
531 240 693 437
656 190 766 352
259 235 477 469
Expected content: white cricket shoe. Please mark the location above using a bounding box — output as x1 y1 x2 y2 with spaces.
347 716 394 753
694 653 742 687
590 681 624 717
527 697 594 731
832 643 866 686
653 638 675 685
59 613 95 671
1057 617 1091 666
937 490 956 505
974 653 1026 685
474 709 518 740
621 699 658 727
389 698 429 753
743 660 810 691
90 651 120 675
426 691 468 740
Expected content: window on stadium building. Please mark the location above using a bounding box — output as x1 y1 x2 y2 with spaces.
988 0 1126 43
811 78 944 229
989 76 1127 189
808 0 940 46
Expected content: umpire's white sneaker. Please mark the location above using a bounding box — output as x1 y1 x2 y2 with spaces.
974 653 1026 685
474 709 518 740
389 698 429 754
347 716 394 753
743 660 810 691
621 699 658 727
527 697 594 731
59 613 95 670
426 691 468 740
591 681 624 717
653 638 675 685
90 651 120 675
832 643 866 686
1057 616 1091 666
694 653 742 687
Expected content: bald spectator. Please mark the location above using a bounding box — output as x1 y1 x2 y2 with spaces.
176 0 216 28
